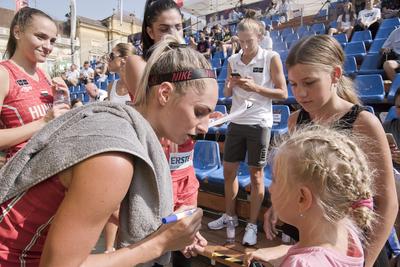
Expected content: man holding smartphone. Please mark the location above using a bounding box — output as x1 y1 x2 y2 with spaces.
382 27 400 82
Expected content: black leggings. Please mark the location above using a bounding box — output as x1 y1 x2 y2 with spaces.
353 21 380 39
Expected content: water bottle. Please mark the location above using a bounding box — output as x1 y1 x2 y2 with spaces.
53 88 70 106
226 216 236 244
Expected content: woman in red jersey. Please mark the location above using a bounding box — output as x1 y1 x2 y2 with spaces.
0 7 70 161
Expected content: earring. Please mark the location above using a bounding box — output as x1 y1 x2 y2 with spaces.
299 213 304 218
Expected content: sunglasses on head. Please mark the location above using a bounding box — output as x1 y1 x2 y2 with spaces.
107 52 121 61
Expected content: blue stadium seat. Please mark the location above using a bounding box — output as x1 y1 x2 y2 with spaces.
344 56 358 76
217 67 227 82
350 30 372 46
213 51 225 60
193 140 221 181
358 53 384 75
329 20 338 29
273 41 288 52
299 30 315 38
217 82 226 104
272 105 290 136
316 9 327 19
310 23 326 34
270 30 280 39
107 73 115 82
387 74 400 103
281 27 294 40
99 81 108 90
355 74 385 104
376 25 397 39
69 86 75 93
344 41 367 60
296 25 309 36
368 39 386 54
283 84 297 104
211 58 222 70
215 104 227 114
207 161 251 189
285 33 300 47
272 34 283 43
380 18 400 29
385 106 398 123
83 93 90 103
333 33 348 47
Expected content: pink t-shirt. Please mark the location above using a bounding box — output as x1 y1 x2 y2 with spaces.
280 230 364 267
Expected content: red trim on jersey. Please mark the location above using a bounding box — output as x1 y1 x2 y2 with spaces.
0 176 65 266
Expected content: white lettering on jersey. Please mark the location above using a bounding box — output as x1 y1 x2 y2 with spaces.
29 103 52 120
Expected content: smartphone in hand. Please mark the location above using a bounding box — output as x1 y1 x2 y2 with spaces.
386 133 398 150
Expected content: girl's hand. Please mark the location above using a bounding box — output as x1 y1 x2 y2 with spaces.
181 231 208 258
264 208 279 240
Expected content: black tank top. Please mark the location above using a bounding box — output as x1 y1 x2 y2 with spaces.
296 104 365 131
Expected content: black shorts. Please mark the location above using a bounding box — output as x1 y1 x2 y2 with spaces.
223 123 271 167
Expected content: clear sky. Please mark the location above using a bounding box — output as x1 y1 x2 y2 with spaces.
0 0 146 21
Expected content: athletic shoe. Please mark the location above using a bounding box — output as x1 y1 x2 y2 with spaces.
207 213 239 230
242 222 258 246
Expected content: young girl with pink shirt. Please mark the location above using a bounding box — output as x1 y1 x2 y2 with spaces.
246 126 375 267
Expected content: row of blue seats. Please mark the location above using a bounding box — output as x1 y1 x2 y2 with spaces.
284 73 397 105
193 140 272 196
271 17 399 40
195 103 394 195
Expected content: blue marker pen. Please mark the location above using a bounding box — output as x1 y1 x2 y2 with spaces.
162 208 197 224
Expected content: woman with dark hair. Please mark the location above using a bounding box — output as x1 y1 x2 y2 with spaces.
0 7 69 162
125 0 183 97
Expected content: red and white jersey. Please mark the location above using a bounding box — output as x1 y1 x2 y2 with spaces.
0 177 65 266
0 60 53 159
161 139 199 209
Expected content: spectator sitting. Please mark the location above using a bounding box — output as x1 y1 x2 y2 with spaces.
382 27 400 81
197 31 211 58
353 0 381 39
278 0 290 23
95 56 108 83
328 1 357 40
260 22 273 51
80 60 95 84
222 26 232 42
85 82 108 102
380 0 400 19
65 63 80 86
